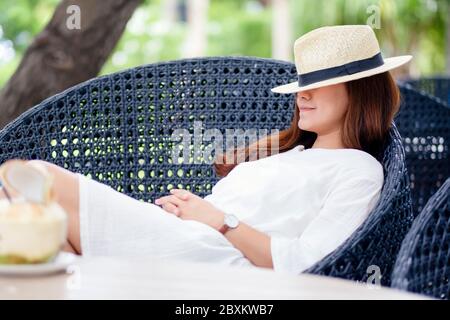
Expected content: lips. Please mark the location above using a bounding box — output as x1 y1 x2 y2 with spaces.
299 105 316 112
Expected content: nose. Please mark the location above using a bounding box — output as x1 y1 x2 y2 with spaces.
297 90 312 101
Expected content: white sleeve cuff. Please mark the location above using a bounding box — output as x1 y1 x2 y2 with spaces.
270 235 321 275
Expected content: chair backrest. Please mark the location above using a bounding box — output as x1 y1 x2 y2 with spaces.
401 77 450 106
394 85 450 214
0 57 298 200
0 57 413 285
391 177 450 299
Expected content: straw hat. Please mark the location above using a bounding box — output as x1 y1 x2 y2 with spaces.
271 25 412 94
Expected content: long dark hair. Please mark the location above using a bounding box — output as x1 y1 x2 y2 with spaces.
213 71 400 178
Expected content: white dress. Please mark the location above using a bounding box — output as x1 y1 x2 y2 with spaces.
77 145 384 275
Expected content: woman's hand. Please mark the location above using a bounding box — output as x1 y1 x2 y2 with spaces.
154 189 225 231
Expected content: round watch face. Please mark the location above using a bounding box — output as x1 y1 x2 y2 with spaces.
224 214 239 228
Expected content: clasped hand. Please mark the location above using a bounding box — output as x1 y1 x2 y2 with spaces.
154 189 224 231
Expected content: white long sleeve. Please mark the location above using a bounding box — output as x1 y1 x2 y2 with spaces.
270 172 383 275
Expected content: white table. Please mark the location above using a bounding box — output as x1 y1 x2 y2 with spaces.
0 256 428 299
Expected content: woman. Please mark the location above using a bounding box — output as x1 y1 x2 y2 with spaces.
0 25 412 275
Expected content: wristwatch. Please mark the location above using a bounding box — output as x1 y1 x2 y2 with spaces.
218 213 240 235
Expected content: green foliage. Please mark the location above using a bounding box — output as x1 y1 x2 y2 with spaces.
377 0 447 74
207 0 271 57
0 0 58 51
99 2 188 75
0 0 447 89
0 0 59 86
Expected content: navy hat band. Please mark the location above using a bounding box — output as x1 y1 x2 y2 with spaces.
297 52 384 87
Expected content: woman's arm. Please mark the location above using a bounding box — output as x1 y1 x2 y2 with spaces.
154 189 274 269
156 172 383 274
219 217 274 269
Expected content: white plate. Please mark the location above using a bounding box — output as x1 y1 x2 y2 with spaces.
0 252 79 276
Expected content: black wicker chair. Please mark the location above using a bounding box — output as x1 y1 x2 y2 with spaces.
394 85 450 214
0 57 413 286
401 77 450 107
391 177 450 299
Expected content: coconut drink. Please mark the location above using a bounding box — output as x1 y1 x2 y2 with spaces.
0 160 68 264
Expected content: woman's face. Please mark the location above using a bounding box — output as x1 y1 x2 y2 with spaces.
295 83 349 135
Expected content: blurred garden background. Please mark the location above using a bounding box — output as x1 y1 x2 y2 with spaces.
0 0 448 128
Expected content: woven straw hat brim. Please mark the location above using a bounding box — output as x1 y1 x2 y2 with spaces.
271 55 412 94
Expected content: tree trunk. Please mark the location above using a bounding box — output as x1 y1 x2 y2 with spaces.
163 0 179 27
271 0 292 61
0 0 141 129
183 0 209 58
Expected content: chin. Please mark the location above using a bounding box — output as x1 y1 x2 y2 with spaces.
298 120 314 131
